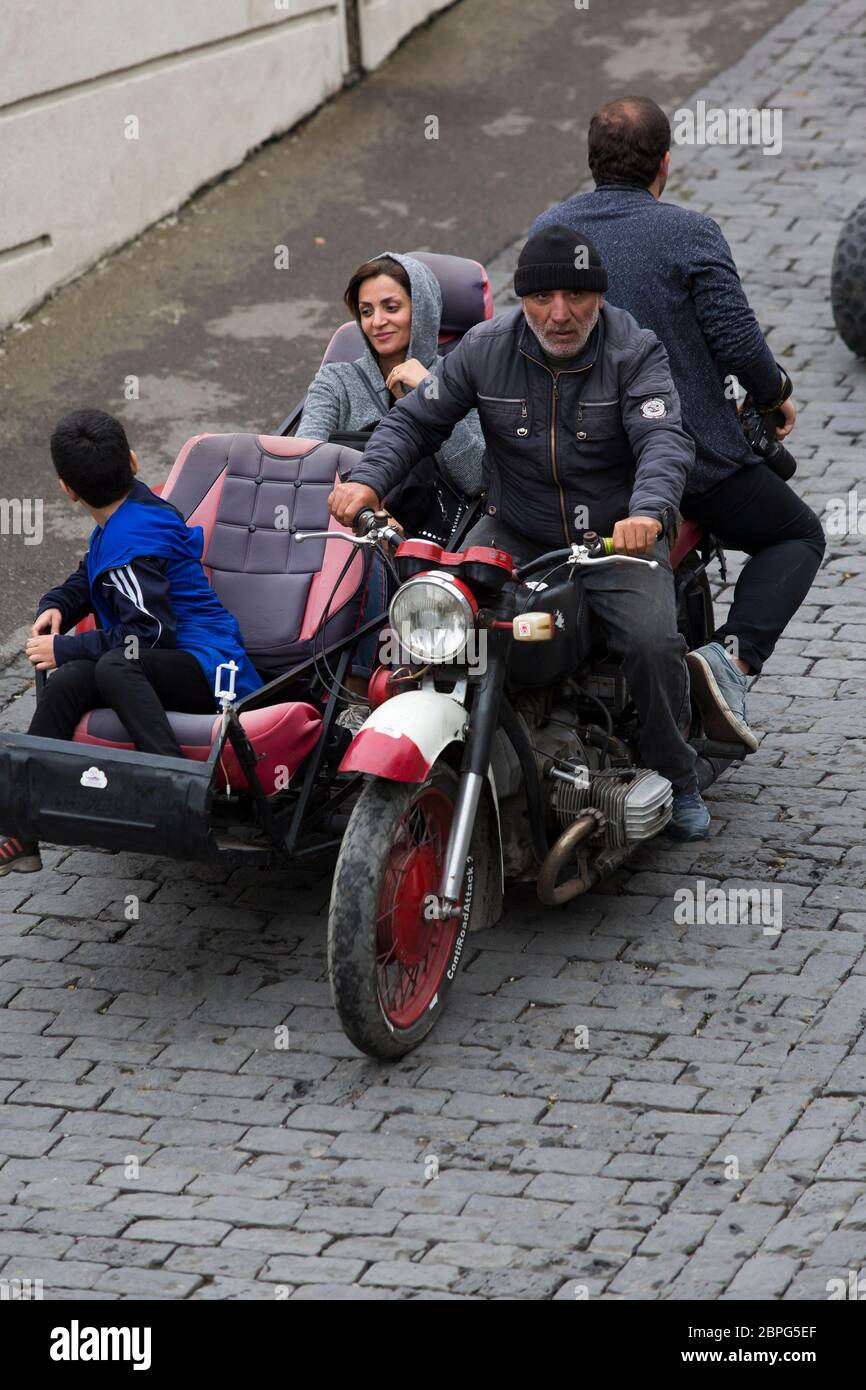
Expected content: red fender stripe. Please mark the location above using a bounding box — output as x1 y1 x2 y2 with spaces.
338 728 431 782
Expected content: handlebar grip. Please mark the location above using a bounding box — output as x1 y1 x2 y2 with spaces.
582 531 615 558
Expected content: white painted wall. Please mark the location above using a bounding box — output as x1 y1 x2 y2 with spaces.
0 0 456 331
358 0 455 71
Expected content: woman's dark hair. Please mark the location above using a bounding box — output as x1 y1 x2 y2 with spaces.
343 255 412 325
50 408 135 507
588 97 671 188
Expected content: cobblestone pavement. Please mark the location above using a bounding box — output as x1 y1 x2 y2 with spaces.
1 0 865 1301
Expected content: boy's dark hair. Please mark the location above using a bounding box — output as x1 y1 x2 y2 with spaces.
588 97 671 188
50 409 134 508
343 255 412 325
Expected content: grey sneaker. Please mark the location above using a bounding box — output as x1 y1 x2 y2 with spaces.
668 789 711 841
686 642 759 752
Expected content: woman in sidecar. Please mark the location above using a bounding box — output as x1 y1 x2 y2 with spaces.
296 251 487 711
298 250 485 528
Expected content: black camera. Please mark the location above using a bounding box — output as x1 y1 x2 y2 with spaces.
740 398 797 480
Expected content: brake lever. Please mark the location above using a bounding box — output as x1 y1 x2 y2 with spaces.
295 530 375 545
569 544 658 570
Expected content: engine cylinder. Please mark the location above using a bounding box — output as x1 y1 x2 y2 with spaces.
554 768 672 846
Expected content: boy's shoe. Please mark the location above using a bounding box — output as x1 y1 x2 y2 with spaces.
0 835 42 875
686 642 759 752
667 789 711 842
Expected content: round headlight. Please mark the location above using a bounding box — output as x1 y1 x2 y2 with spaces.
389 573 476 665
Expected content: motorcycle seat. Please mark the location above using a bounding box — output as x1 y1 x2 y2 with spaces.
72 702 323 794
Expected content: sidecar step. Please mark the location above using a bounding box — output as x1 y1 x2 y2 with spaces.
0 733 220 862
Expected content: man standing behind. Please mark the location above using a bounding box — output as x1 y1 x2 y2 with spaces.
530 97 825 752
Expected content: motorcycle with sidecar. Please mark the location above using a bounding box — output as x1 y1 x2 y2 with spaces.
0 250 752 1057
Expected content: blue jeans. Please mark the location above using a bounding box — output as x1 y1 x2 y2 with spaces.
353 549 395 678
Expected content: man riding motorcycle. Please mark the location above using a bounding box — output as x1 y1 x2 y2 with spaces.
329 224 712 840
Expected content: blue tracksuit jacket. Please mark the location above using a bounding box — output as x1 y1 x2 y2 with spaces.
36 480 260 706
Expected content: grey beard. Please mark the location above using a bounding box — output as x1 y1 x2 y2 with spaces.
525 306 599 357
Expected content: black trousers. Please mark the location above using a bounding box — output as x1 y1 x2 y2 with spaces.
682 463 825 674
30 648 216 758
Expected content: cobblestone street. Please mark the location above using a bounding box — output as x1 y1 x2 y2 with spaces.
1 0 865 1300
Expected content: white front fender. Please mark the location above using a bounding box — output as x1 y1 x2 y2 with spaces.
338 689 503 892
338 689 469 782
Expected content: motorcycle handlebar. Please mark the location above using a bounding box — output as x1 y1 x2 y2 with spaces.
515 533 615 579
353 507 404 547
296 507 403 548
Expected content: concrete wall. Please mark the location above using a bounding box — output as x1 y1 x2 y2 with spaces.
359 0 455 70
0 0 454 331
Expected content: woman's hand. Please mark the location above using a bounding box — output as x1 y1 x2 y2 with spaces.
385 358 429 398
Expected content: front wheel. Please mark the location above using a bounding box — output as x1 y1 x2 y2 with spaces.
328 762 477 1059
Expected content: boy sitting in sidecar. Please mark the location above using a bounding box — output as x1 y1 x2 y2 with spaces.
0 408 260 876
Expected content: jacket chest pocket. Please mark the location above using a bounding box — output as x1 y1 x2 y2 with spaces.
477 394 530 439
574 400 622 442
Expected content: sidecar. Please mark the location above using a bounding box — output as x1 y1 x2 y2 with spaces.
0 252 493 867
0 434 382 864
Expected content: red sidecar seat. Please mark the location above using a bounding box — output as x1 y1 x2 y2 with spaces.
320 250 493 366
69 434 366 793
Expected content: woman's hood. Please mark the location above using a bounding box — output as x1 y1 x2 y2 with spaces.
359 251 442 379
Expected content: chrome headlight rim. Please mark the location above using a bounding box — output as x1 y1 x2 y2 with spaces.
388 572 476 665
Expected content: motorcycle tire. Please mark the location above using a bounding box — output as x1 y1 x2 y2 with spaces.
328 761 479 1059
831 196 866 359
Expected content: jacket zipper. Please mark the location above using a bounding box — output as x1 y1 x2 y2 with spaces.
520 351 592 545
478 396 528 414
550 376 569 543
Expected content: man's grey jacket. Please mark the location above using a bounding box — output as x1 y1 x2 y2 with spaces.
348 302 695 548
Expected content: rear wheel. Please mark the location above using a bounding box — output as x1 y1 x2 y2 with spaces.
328 762 476 1058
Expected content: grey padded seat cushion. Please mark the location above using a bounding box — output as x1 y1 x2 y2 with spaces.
201 436 363 673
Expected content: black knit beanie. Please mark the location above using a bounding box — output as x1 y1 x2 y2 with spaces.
514 223 608 296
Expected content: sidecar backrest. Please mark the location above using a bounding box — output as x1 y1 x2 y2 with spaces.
320 250 493 366
161 432 367 678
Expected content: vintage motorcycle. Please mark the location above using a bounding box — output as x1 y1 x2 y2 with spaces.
295 507 751 1059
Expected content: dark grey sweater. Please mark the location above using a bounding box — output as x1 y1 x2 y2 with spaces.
530 184 783 495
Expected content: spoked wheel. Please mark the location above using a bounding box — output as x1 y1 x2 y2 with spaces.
328 762 476 1058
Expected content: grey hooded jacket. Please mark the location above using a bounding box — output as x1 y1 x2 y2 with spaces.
349 301 695 548
297 251 485 497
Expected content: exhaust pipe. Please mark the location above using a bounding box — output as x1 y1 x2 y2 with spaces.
536 810 604 906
